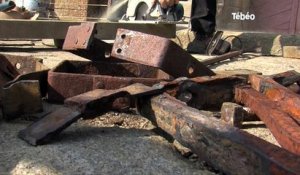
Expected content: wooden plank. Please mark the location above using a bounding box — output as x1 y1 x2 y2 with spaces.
0 19 176 40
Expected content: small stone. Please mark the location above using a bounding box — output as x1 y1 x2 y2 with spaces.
173 140 193 158
283 46 300 59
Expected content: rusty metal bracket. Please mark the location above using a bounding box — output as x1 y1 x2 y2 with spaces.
62 22 113 60
47 60 172 102
1 54 48 75
63 22 97 50
235 85 300 156
137 93 300 175
111 28 215 78
19 83 163 146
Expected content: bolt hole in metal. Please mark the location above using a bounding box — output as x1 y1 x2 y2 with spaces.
117 48 122 53
121 34 126 39
188 66 194 75
15 63 21 69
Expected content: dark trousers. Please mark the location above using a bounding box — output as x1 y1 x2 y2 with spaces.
191 0 216 36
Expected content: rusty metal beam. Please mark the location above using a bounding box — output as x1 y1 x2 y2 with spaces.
235 85 300 156
47 60 172 102
111 29 215 78
201 50 242 66
138 93 300 175
249 74 300 124
0 20 176 40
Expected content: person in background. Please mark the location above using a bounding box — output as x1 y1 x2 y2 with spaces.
152 0 217 54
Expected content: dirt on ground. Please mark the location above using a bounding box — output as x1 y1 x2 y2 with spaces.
1 39 300 174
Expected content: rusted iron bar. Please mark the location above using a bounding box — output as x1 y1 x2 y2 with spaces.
47 60 172 102
157 75 247 110
271 70 300 86
235 85 300 156
138 93 300 175
201 50 242 66
249 74 300 124
0 20 176 40
111 28 215 78
19 84 162 145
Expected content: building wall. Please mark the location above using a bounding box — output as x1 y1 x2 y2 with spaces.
53 0 108 20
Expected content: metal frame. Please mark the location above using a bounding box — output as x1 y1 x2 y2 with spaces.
0 19 176 40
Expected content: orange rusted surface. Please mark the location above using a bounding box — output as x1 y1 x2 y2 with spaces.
139 93 300 175
235 85 300 155
249 74 300 124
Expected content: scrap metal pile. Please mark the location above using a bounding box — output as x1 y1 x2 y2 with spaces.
1 23 300 175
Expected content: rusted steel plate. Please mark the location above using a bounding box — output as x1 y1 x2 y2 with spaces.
63 22 96 51
2 80 43 120
19 107 82 146
250 74 300 124
235 85 300 156
1 54 48 75
47 60 172 102
138 93 300 175
0 54 19 86
62 22 113 60
111 29 215 78
19 84 161 145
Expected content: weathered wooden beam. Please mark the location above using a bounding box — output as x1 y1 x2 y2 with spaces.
138 93 300 175
249 74 300 124
0 19 176 39
235 86 300 156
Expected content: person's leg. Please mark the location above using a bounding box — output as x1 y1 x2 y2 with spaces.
187 0 217 54
190 0 216 36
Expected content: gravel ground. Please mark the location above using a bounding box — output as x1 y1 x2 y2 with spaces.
0 113 214 175
1 40 300 174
